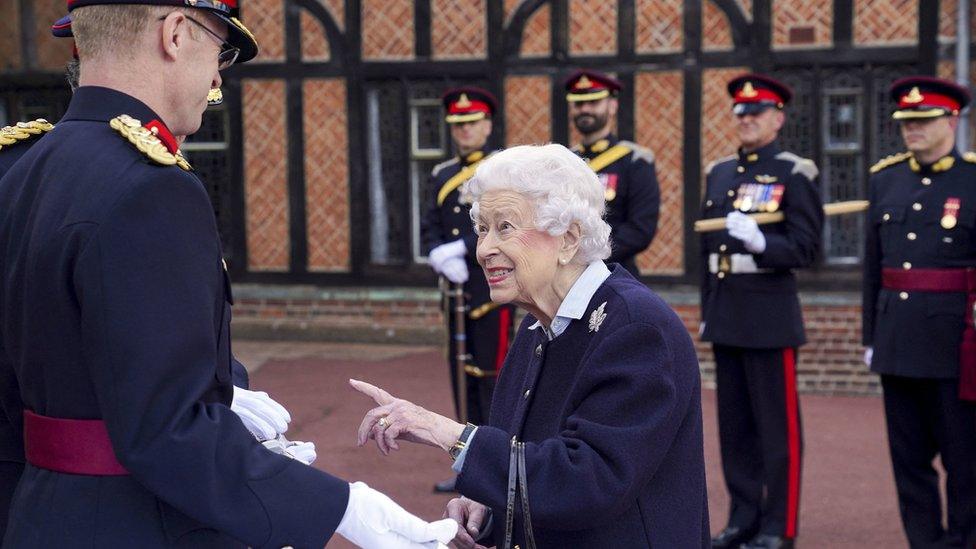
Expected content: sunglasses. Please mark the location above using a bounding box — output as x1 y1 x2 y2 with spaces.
158 14 240 70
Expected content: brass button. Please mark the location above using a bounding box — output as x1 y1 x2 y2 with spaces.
921 177 932 185
882 213 891 221
736 166 745 173
453 206 461 213
451 228 460 236
535 344 542 357
899 291 909 300
706 200 713 207
907 232 917 240
719 244 728 252
717 272 726 279
727 190 736 197
912 203 922 211
523 389 531 399
903 261 912 270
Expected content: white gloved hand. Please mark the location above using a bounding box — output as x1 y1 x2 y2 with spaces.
441 257 469 284
231 387 291 441
726 211 767 253
284 440 316 465
337 482 459 548
698 322 706 337
428 239 467 273
864 347 873 367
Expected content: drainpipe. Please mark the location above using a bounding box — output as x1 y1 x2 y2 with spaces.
957 0 970 150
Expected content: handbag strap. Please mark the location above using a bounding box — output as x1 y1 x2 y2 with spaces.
504 436 518 549
517 441 537 549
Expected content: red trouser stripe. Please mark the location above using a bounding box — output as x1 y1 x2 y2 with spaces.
495 307 511 371
783 348 800 538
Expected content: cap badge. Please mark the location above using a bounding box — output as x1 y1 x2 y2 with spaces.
575 75 593 89
740 82 758 98
456 93 472 108
903 87 924 104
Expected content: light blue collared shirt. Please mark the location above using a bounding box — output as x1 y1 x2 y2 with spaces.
452 261 611 473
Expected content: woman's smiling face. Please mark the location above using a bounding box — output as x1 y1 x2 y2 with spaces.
474 190 562 307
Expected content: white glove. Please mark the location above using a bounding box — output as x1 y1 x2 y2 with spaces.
428 239 467 273
864 347 873 367
337 482 458 548
262 436 317 465
698 322 706 337
726 211 767 253
231 387 291 441
441 257 469 284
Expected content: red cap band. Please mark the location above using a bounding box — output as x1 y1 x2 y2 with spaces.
734 87 783 105
449 100 490 115
898 91 960 112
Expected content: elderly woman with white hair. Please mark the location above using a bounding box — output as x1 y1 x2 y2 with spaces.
352 144 708 548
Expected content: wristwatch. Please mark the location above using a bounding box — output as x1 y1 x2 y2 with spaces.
449 423 477 461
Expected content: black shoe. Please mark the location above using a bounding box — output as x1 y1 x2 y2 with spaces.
433 476 457 493
740 534 794 549
711 526 757 548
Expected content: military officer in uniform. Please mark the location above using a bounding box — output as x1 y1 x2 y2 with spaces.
565 69 660 278
863 76 976 548
421 86 515 493
0 1 460 547
702 74 823 549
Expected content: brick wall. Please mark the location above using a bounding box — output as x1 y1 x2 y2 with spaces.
519 3 551 58
635 71 684 275
242 79 290 271
505 75 552 146
569 0 618 55
242 0 285 62
432 0 487 59
0 2 21 72
703 0 751 51
772 0 833 49
636 0 683 53
361 0 414 60
300 11 331 62
853 0 918 46
232 285 877 395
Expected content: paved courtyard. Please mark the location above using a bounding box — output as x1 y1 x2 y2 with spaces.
236 340 911 548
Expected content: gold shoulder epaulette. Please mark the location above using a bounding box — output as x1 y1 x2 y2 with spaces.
869 152 912 174
963 151 976 163
0 119 54 151
109 115 191 171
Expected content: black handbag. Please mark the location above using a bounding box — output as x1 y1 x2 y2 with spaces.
503 436 536 549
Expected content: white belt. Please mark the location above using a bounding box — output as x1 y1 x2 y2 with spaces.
708 253 773 274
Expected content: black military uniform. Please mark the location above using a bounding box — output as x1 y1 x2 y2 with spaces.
0 3 353 546
565 70 660 278
0 119 54 540
863 76 976 548
701 74 823 549
420 87 514 427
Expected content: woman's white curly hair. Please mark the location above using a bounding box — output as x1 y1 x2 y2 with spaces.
465 143 612 264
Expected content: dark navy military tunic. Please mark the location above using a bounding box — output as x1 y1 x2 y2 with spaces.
863 150 976 378
456 266 709 548
573 135 660 278
421 148 514 423
0 87 348 548
0 126 49 541
700 142 824 348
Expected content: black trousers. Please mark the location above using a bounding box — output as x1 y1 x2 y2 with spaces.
446 300 514 425
881 375 976 549
714 345 803 539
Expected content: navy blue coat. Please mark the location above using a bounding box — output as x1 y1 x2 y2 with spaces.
456 266 709 547
0 87 348 548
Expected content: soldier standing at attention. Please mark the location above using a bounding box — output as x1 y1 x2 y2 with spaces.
421 87 515 493
0 1 459 546
565 69 660 278
703 74 824 549
863 76 976 548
